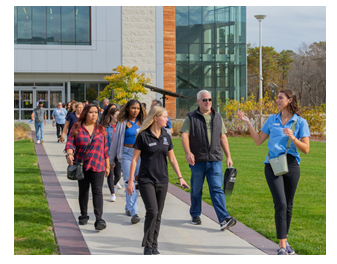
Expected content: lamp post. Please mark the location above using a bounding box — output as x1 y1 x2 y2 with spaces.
254 15 266 102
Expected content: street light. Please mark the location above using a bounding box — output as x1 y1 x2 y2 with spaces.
254 15 267 102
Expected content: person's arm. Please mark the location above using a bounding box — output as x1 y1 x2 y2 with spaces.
283 130 310 154
104 132 110 177
125 149 141 195
44 113 47 125
31 111 34 121
220 134 233 167
167 149 190 188
181 132 195 166
59 120 70 142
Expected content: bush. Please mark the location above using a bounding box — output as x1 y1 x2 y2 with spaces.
14 122 31 140
172 119 184 137
14 122 31 131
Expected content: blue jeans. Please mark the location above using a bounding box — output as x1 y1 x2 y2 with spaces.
189 161 229 223
34 122 44 141
122 146 141 217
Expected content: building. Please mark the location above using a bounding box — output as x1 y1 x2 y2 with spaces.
14 6 246 121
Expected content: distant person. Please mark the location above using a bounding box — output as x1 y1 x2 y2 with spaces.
66 101 77 117
151 100 173 136
59 102 83 143
66 102 71 111
62 103 66 109
84 100 89 105
180 90 237 231
237 89 310 255
52 102 67 142
103 98 110 110
31 101 46 144
126 106 189 255
91 100 103 122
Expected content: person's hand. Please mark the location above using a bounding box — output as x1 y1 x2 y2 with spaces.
226 157 233 168
105 168 110 177
185 152 195 166
59 135 64 143
178 177 190 189
66 154 74 165
237 110 251 125
125 181 134 195
44 122 46 126
283 128 296 141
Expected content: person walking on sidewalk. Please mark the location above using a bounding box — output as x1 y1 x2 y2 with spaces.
59 102 83 143
65 104 110 231
180 90 237 231
52 102 67 142
126 106 189 255
110 100 147 224
101 107 121 202
31 101 46 144
237 89 310 255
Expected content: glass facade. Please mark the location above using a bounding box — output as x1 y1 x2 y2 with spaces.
175 6 246 117
14 6 91 45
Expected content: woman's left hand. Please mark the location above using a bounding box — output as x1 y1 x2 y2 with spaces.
283 128 296 141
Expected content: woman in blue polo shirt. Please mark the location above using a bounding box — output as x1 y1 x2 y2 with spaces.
237 89 310 255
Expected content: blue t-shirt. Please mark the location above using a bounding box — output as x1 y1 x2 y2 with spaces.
66 112 78 136
52 108 67 124
261 113 310 165
165 116 173 129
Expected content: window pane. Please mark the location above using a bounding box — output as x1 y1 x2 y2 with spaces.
203 63 214 88
189 6 202 44
76 6 90 45
50 91 62 108
14 91 19 109
32 6 46 44
176 62 189 89
37 91 49 108
21 110 33 120
17 6 32 44
85 83 98 103
14 110 19 120
47 6 61 44
61 6 75 44
71 83 85 102
14 7 18 44
189 62 202 88
203 6 214 44
215 6 229 43
21 91 33 108
189 43 201 62
176 43 188 62
176 6 188 43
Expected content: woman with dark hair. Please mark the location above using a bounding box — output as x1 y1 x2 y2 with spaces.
99 103 117 126
65 104 110 231
110 100 147 224
59 102 83 143
237 89 310 255
67 101 77 117
102 107 121 202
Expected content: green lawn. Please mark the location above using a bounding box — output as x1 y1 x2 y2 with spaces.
168 137 326 255
14 139 58 255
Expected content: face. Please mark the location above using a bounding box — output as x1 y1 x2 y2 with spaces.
57 103 62 109
197 92 212 112
276 93 291 110
38 103 43 108
154 111 168 128
128 103 140 119
111 111 120 123
72 104 76 111
76 104 84 114
86 106 99 124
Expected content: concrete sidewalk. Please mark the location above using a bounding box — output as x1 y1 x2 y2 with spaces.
31 124 280 255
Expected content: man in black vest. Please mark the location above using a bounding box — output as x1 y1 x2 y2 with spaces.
180 90 237 231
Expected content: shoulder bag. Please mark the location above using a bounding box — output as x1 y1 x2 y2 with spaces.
268 116 298 176
67 132 95 181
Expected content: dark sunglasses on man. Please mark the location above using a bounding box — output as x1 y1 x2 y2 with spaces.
201 98 212 102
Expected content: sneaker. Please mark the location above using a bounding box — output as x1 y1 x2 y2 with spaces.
36 140 41 144
125 210 131 216
94 219 106 231
117 182 122 189
78 215 89 225
109 194 116 202
41 139 44 143
144 247 152 255
131 214 140 224
285 241 295 255
152 247 161 255
277 247 288 255
220 216 237 231
191 216 202 225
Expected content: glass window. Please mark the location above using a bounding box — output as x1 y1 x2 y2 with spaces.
32 6 47 44
47 6 61 44
14 7 18 44
14 91 19 109
203 6 214 44
17 6 32 44
76 6 90 45
71 83 85 102
189 62 202 88
176 6 188 43
14 110 19 120
37 91 49 108
189 6 202 44
50 91 62 108
61 7 76 44
203 63 215 88
85 83 98 103
21 110 33 120
189 43 201 62
21 91 33 108
176 62 189 89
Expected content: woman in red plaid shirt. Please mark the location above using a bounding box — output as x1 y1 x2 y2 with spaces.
65 104 110 231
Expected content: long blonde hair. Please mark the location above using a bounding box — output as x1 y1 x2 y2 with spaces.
136 106 167 137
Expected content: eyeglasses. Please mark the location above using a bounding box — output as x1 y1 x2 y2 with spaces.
201 98 212 102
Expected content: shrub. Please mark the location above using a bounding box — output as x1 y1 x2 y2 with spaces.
14 122 31 140
172 119 184 137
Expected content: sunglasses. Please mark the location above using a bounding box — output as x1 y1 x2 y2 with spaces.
201 98 212 102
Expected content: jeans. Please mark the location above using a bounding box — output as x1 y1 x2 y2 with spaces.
189 161 229 223
122 146 141 216
34 122 44 141
265 154 300 239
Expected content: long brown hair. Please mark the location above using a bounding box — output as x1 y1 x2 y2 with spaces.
117 100 147 123
101 107 120 128
71 104 106 137
279 89 301 116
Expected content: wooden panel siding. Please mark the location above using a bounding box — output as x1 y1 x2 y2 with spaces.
163 6 176 118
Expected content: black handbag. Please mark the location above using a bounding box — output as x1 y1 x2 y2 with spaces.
67 133 95 181
223 167 237 196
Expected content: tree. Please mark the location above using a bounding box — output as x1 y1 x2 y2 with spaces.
100 65 151 105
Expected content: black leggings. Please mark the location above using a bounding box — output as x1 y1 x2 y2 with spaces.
56 123 64 138
139 182 168 248
107 157 122 194
265 154 300 239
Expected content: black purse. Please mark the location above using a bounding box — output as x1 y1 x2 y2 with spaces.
223 167 237 196
67 133 95 181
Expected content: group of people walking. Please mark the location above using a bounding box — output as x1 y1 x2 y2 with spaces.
34 89 310 255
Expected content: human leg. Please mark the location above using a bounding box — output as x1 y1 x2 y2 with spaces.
77 172 90 218
189 162 207 219
87 170 105 221
40 123 44 140
34 123 41 141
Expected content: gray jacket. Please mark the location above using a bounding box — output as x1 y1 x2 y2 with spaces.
109 120 127 166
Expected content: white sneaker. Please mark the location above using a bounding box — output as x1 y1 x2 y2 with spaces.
109 194 116 202
117 182 122 189
37 140 41 144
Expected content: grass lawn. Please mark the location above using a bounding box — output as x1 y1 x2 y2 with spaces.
14 139 58 255
168 137 326 255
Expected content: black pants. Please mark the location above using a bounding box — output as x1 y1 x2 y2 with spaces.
265 154 300 239
78 170 105 221
139 182 168 248
107 157 122 194
56 123 64 138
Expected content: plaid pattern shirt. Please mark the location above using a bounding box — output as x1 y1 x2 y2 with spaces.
66 125 109 172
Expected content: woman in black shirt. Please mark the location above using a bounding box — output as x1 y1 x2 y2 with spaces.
126 106 189 255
